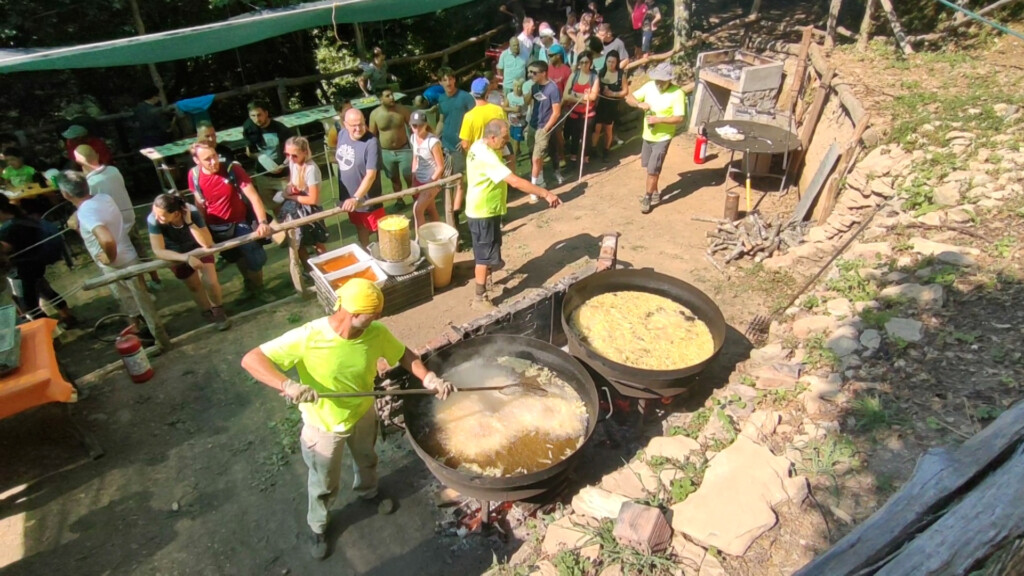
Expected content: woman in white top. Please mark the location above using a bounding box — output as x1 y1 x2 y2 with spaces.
409 110 445 231
280 136 329 276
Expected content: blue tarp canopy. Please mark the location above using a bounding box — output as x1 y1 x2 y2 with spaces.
0 0 472 74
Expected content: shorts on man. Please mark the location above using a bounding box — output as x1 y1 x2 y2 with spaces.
527 126 552 160
220 222 269 270
381 147 413 183
442 147 467 177
640 140 670 175
171 255 216 280
468 216 504 270
348 207 388 232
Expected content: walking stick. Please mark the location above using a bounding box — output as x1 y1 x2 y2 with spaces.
578 99 590 181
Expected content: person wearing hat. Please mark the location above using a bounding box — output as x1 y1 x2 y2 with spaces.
241 278 455 560
62 124 112 167
537 23 557 64
460 78 508 155
497 36 528 96
625 62 686 214
409 109 444 231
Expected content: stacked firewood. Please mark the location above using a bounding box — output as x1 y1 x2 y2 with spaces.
699 213 807 267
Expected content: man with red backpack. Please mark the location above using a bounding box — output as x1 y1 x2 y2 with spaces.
188 142 275 303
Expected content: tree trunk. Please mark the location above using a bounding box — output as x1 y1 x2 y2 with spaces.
878 0 914 54
674 0 693 51
128 0 168 107
825 0 843 51
858 0 877 51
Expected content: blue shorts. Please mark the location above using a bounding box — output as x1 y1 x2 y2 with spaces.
221 222 268 271
510 125 525 142
642 30 654 53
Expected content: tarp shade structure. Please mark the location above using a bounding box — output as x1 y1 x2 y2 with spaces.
0 0 474 74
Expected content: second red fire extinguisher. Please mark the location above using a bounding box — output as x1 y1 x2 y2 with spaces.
694 124 708 165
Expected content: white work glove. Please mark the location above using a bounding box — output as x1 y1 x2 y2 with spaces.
423 372 456 400
281 378 319 404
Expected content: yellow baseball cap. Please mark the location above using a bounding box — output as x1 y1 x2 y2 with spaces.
333 278 384 314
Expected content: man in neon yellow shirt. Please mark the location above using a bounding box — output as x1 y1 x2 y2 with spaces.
465 119 560 311
241 278 454 560
625 62 687 214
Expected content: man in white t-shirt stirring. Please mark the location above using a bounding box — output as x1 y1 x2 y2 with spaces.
57 170 149 330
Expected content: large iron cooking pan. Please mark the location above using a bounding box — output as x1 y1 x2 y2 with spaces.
404 334 599 502
561 269 727 390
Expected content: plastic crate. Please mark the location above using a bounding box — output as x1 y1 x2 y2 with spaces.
318 260 434 317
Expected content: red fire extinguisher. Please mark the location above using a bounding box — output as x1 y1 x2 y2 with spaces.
694 124 709 165
116 328 154 384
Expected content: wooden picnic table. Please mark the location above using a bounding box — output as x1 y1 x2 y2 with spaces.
2 183 60 205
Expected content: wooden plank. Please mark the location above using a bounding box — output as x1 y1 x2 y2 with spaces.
878 0 914 54
796 399 1024 575
876 444 1024 575
815 112 872 224
82 174 462 291
790 142 840 225
785 66 834 184
806 44 879 147
779 27 814 114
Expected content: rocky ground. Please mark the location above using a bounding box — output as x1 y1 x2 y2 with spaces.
484 30 1024 576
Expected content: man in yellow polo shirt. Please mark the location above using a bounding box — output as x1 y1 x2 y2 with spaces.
466 119 561 311
625 62 687 214
241 279 454 560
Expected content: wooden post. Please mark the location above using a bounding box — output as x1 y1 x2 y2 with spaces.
858 0 877 52
878 0 914 54
779 27 814 114
286 230 307 296
825 0 843 51
749 0 763 16
276 80 290 112
444 182 455 227
124 277 171 350
353 23 367 60
786 67 834 184
815 112 872 224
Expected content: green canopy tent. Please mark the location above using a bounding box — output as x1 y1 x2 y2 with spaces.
0 0 475 73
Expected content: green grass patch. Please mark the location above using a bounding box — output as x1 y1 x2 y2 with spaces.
552 550 593 576
851 395 906 432
668 407 711 440
798 434 859 484
860 308 892 330
826 259 878 302
804 333 841 371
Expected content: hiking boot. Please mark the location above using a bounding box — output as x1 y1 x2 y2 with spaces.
310 530 328 560
241 286 276 304
651 190 662 205
640 195 652 215
471 296 498 313
210 306 232 331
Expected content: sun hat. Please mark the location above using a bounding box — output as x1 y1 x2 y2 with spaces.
548 43 565 57
334 278 384 314
470 77 490 97
539 23 556 38
648 62 675 81
61 125 88 139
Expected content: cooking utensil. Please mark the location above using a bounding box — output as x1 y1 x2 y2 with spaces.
561 269 727 397
317 382 546 399
744 203 884 345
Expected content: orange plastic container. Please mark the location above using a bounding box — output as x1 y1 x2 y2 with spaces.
0 318 75 420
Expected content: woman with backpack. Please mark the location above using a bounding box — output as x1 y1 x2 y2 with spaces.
0 195 77 326
278 136 328 280
562 50 600 168
148 193 231 331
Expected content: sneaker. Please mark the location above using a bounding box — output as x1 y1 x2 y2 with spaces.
651 190 662 205
640 195 652 215
554 171 565 186
614 137 624 147
529 194 540 204
471 297 498 312
210 306 232 331
310 530 328 560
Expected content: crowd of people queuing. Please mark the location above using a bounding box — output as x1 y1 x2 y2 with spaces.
0 0 683 331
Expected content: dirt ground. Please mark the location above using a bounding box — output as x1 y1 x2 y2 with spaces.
2 109 808 574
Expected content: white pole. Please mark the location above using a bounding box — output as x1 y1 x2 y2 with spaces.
578 102 590 181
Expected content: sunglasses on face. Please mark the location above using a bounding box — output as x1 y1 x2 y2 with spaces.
528 70 540 75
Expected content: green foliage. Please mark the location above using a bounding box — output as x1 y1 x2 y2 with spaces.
975 406 1003 421
739 374 757 387
921 265 960 287
991 236 1017 259
669 408 711 440
552 550 592 576
825 259 878 302
757 384 808 409
588 520 679 575
851 395 905 432
860 308 892 330
286 313 303 324
804 334 841 371
798 434 859 482
900 178 939 215
802 294 821 310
